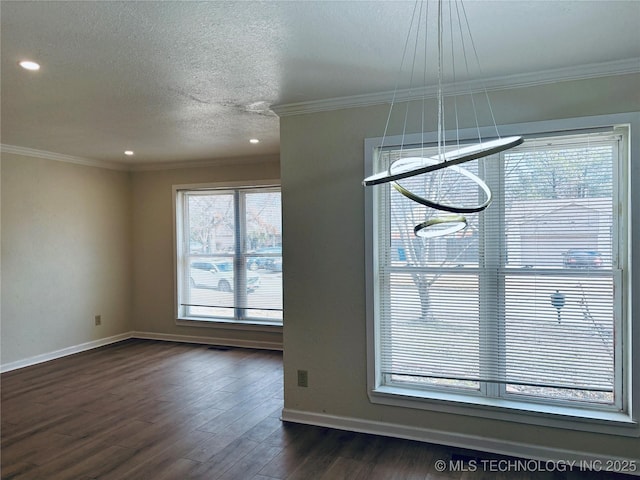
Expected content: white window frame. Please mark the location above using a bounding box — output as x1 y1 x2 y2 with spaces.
173 180 283 330
364 113 639 436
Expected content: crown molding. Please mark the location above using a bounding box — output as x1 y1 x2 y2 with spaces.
0 144 129 171
272 58 640 117
127 154 280 172
1 144 280 172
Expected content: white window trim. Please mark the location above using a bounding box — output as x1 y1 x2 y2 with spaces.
173 179 283 329
364 113 640 436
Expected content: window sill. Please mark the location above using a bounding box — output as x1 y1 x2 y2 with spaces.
370 385 639 437
176 316 283 332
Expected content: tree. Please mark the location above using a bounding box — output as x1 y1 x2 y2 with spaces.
504 145 612 203
387 150 480 321
188 194 234 254
245 191 282 250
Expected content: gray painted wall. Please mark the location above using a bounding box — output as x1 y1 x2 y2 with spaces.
1 154 132 364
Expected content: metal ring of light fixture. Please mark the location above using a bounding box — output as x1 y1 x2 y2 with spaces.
390 157 493 214
363 136 524 187
414 214 468 238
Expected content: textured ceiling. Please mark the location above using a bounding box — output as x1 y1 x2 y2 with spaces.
1 1 639 167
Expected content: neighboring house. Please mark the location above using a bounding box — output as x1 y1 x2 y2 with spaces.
507 199 611 268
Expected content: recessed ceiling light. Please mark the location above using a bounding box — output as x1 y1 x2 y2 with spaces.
124 150 134 156
249 139 260 144
19 60 40 71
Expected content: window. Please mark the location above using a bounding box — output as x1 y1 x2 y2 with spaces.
365 119 635 431
175 185 282 325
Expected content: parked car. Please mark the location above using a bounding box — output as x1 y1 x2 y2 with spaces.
266 256 283 272
247 247 282 271
562 249 603 268
190 261 260 292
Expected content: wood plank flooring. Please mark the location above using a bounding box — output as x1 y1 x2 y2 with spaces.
0 339 630 479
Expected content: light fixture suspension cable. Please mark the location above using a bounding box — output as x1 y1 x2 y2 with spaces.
363 0 524 237
448 1 461 149
459 0 501 139
400 0 427 156
380 0 421 153
437 0 445 161
454 0 482 143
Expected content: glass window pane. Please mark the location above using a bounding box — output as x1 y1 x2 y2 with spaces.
178 187 283 324
503 274 614 404
245 256 282 319
244 190 283 319
380 271 480 388
245 191 281 252
187 193 235 255
186 257 235 318
503 143 613 269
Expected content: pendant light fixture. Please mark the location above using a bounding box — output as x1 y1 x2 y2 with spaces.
363 0 523 237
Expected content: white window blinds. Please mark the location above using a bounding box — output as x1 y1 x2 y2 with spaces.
375 129 623 406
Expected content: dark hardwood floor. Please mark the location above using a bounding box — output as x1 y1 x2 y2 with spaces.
0 339 631 479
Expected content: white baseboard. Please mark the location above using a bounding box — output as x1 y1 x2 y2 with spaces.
281 408 640 475
131 331 283 351
1 332 132 373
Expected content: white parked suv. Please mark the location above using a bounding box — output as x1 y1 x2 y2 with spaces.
190 261 260 292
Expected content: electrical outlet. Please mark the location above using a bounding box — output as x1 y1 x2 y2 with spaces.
297 370 308 387
94 315 102 326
